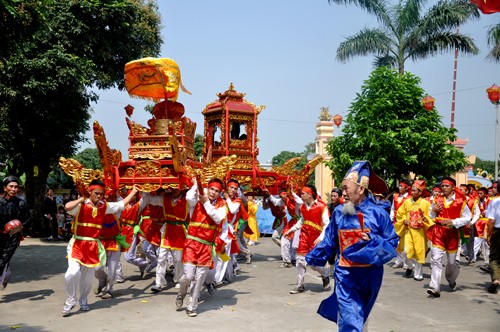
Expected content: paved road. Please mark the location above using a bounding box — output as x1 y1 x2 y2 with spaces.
0 237 498 332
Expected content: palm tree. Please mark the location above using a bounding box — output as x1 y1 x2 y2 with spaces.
328 0 480 74
486 22 500 62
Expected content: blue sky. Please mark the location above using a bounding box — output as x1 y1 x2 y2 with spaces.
83 1 500 165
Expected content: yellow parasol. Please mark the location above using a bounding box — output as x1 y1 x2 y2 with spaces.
124 57 191 102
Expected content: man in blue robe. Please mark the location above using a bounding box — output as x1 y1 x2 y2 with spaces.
306 161 398 331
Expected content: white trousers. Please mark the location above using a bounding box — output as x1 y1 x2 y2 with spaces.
156 248 183 288
95 249 121 293
178 264 210 312
473 237 490 264
295 255 329 288
64 259 94 307
429 247 459 292
406 258 423 279
124 235 148 271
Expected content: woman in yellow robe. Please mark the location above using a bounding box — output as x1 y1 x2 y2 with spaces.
395 180 434 281
245 196 260 245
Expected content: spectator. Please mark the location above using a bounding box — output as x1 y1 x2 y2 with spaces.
0 176 30 290
43 188 58 240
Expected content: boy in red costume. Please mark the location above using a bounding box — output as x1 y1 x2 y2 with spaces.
427 177 471 298
175 178 227 317
62 180 137 315
284 185 330 294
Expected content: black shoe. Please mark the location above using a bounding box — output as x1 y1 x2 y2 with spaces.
448 281 457 291
206 282 216 295
151 286 162 293
480 264 491 273
427 288 441 298
290 286 305 294
94 283 106 296
487 282 499 294
404 268 413 278
322 276 330 290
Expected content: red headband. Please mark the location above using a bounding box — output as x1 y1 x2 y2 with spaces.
208 181 223 191
441 179 455 186
400 182 411 189
301 187 314 196
89 184 105 191
226 181 239 188
432 186 442 192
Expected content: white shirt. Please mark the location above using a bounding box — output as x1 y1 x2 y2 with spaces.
486 197 500 228
67 199 124 217
185 182 225 224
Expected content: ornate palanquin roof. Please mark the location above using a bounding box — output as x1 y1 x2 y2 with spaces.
202 83 264 115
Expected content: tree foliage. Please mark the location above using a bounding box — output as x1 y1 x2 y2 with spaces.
0 0 162 235
194 134 203 160
486 22 500 62
325 66 466 188
272 143 317 185
327 0 480 74
73 148 103 170
474 157 496 179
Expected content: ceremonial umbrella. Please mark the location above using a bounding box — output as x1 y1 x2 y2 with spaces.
124 57 190 102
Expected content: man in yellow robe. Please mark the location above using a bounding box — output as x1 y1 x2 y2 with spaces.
395 180 434 281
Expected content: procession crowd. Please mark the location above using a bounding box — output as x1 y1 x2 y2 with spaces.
1 160 500 331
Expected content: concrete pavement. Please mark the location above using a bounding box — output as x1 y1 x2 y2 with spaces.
0 237 498 332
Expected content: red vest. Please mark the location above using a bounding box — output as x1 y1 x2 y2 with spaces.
183 198 226 267
297 200 326 255
120 202 140 252
475 197 490 238
268 200 287 229
283 198 299 239
161 194 189 250
100 213 120 251
393 193 410 222
227 197 249 225
140 204 165 246
428 194 466 252
70 201 107 267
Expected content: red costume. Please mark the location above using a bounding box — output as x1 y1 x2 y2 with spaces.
428 194 467 252
161 194 189 250
120 201 141 252
100 214 120 251
297 200 327 256
69 201 107 267
283 197 300 241
183 197 226 267
476 197 490 239
140 204 165 246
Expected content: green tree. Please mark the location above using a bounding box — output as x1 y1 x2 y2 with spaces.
328 0 479 74
325 66 466 188
194 134 203 160
73 148 103 170
486 22 500 62
272 151 302 167
0 0 162 235
474 157 496 178
272 143 317 185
